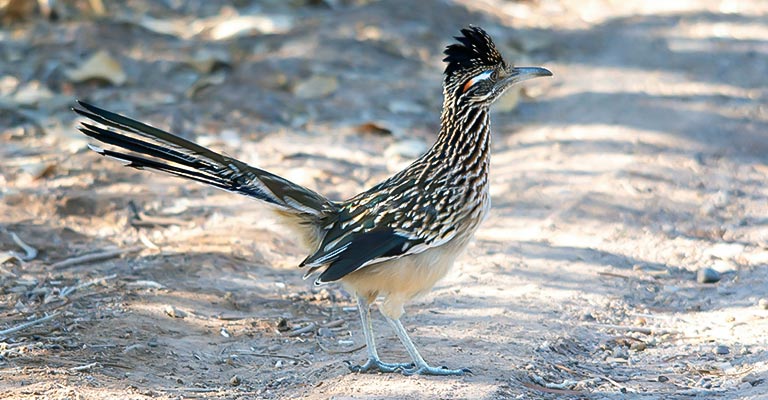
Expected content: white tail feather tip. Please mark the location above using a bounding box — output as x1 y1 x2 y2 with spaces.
87 143 105 153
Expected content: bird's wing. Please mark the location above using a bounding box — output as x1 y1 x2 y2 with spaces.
300 197 459 284
303 227 422 284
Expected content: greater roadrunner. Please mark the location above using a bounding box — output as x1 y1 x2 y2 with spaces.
73 26 551 376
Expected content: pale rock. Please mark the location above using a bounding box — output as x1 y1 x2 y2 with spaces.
65 50 127 86
293 75 338 99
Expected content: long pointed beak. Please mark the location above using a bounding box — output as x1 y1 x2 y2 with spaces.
502 66 553 86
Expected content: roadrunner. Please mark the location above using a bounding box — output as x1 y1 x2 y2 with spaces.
74 26 551 375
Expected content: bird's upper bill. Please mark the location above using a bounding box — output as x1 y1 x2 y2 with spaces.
501 66 553 86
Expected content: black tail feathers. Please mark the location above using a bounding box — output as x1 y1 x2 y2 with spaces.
73 101 335 217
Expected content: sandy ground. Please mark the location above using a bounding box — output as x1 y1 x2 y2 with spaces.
1 0 767 399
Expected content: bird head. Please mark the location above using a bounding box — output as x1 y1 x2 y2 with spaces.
443 26 552 107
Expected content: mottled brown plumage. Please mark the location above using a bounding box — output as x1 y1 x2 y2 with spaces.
74 26 551 375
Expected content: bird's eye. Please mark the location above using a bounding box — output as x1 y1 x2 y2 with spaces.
461 70 494 93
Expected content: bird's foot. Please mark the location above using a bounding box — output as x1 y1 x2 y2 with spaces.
348 358 414 373
400 364 472 376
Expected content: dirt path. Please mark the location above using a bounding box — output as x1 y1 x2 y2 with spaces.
1 1 766 399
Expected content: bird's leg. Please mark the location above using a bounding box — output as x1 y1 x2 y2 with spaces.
384 316 471 376
348 296 414 373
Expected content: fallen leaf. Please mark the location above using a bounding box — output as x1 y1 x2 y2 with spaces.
207 15 294 40
357 122 392 135
65 50 127 86
0 0 35 21
0 75 19 97
131 15 199 39
86 0 105 16
12 81 54 106
32 163 57 180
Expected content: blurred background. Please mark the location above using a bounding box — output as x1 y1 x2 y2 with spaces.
1 0 767 399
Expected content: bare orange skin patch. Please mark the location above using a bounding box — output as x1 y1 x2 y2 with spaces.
462 79 474 93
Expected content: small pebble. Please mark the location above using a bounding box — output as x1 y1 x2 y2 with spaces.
697 267 721 284
658 375 669 383
580 312 596 321
741 373 762 386
317 327 333 337
123 344 146 354
230 375 241 386
630 342 647 352
163 305 187 319
314 288 331 301
696 377 712 389
714 345 730 355
758 298 768 310
738 381 753 391
276 318 291 332
612 346 629 359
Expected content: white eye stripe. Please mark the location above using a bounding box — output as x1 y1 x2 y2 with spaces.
462 70 494 93
472 70 494 83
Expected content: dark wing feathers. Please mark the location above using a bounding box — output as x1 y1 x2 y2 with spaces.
305 228 424 284
300 192 437 284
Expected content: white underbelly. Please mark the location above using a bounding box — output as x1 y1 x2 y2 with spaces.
341 231 475 318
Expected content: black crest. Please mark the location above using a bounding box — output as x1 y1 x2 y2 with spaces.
443 26 505 78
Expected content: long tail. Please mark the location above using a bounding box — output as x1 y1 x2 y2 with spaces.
73 101 336 219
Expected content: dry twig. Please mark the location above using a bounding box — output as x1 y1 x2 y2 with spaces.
0 312 59 338
316 337 365 354
10 232 37 261
321 319 346 329
287 322 317 337
159 387 222 393
70 362 100 372
61 274 118 297
230 352 310 366
521 381 583 395
597 271 631 279
51 246 143 269
589 323 678 336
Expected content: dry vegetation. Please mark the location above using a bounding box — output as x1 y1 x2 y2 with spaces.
1 0 767 399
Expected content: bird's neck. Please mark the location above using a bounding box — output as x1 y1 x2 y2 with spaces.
432 104 491 168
